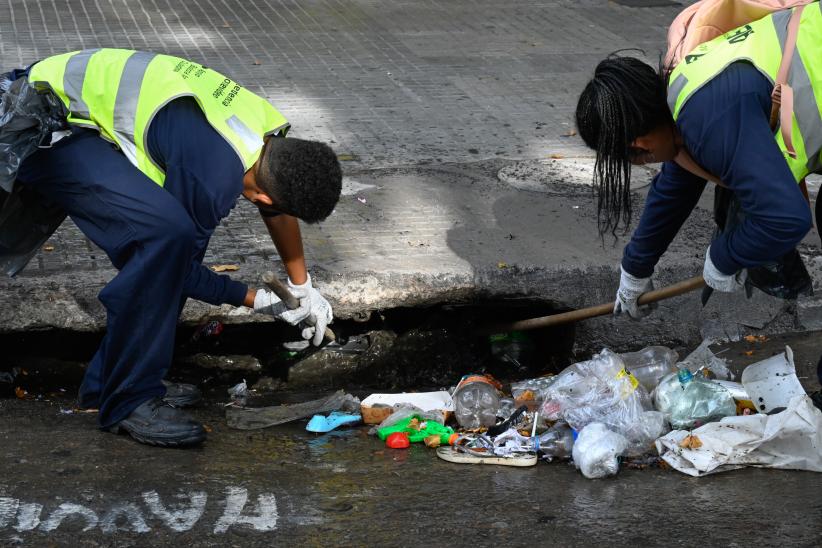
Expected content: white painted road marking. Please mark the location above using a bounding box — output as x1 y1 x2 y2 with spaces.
0 486 279 534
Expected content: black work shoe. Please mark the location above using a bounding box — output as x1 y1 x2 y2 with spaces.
109 397 206 447
162 380 203 408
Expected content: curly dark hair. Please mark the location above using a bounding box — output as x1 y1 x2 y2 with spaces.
576 55 672 238
256 137 342 223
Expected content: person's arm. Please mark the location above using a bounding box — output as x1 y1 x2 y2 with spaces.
186 257 249 306
263 213 308 283
241 213 307 306
621 161 707 278
681 66 812 275
251 210 333 345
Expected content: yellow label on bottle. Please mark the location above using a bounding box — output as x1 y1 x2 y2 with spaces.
616 368 640 396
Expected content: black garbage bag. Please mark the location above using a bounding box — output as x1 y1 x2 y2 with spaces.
0 74 68 191
0 73 69 276
711 185 813 300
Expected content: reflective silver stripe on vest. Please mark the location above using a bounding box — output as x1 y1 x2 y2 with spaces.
788 51 822 173
667 73 688 114
772 8 792 51
63 49 98 119
226 115 264 153
113 51 156 137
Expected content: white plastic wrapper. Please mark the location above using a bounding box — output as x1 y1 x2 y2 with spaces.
573 423 629 479
540 349 666 455
656 395 822 476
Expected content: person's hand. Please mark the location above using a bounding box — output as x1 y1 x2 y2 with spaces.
613 265 657 319
253 287 311 325
703 245 747 292
288 274 334 346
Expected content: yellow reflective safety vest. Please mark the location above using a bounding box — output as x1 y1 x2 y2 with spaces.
667 2 822 182
28 49 290 186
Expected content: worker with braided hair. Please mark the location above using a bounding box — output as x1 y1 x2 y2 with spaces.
575 5 822 396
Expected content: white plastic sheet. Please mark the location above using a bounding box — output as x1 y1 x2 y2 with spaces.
655 395 822 476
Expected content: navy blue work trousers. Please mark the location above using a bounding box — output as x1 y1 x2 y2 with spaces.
17 129 205 427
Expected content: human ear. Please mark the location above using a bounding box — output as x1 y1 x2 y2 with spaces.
255 192 273 206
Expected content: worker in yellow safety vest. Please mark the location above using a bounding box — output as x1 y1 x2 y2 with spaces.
575 3 822 406
0 49 342 447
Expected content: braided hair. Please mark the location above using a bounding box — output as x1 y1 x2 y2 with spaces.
576 55 672 237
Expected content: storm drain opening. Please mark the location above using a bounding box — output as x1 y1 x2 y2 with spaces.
0 299 577 400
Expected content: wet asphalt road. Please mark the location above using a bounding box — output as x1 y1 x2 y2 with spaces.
2 391 822 547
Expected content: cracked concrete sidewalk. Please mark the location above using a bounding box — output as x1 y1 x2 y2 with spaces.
1 0 821 356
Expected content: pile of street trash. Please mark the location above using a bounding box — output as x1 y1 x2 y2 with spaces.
226 341 822 479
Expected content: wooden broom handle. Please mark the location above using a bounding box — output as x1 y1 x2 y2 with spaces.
477 275 706 335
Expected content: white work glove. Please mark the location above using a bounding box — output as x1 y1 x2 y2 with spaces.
288 274 334 346
703 245 747 293
614 265 657 319
253 284 311 326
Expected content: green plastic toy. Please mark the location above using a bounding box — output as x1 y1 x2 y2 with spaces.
376 415 455 444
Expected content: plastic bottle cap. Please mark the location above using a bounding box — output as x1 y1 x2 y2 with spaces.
677 368 694 386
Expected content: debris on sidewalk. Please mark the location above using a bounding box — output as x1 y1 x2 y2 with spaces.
183 353 262 372
740 347 804 413
452 374 502 429
226 390 360 430
656 369 737 430
657 394 822 476
511 375 557 409
619 346 679 392
216 339 820 481
538 349 666 457
306 411 362 433
226 380 248 406
190 320 224 342
573 423 628 479
376 413 455 446
676 339 733 380
210 264 239 272
436 438 538 467
360 391 453 425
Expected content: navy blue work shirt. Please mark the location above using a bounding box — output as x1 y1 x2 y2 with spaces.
146 97 257 306
621 62 813 278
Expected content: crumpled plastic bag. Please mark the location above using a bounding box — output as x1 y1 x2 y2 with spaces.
540 349 667 455
656 395 822 476
226 390 360 430
677 339 732 380
0 75 68 192
491 427 536 456
368 403 445 435
572 423 629 479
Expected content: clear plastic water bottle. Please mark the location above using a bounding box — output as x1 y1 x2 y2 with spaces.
620 346 679 392
453 375 501 429
536 422 574 460
669 369 736 429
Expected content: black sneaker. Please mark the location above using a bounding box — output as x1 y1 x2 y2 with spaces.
162 380 203 408
108 397 206 447
77 381 202 410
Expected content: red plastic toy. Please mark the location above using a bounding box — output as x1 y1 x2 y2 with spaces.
385 432 410 449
